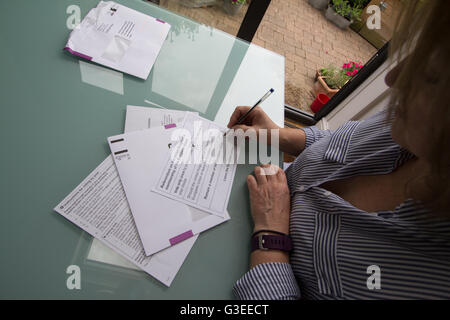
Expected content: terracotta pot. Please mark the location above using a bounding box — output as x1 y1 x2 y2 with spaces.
313 70 339 98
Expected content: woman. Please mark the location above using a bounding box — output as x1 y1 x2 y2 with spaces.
231 0 450 299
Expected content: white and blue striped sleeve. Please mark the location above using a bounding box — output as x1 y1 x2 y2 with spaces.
302 126 333 149
233 262 301 300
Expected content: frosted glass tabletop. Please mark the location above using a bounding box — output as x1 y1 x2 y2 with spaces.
0 0 284 299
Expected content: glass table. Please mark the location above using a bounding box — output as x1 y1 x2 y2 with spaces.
0 0 284 299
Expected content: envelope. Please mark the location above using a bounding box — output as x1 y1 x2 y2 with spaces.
64 1 170 79
108 124 229 256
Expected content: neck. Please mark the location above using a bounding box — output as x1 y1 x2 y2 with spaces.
395 156 432 203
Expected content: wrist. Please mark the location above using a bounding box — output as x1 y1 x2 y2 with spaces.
278 127 289 150
260 126 281 145
279 127 306 156
253 225 289 235
250 250 289 268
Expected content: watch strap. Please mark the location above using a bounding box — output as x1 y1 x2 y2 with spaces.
251 234 293 252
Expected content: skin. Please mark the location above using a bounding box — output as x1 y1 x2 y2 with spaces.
227 106 307 157
227 63 434 269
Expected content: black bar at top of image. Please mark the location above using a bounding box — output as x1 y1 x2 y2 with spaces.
237 0 271 43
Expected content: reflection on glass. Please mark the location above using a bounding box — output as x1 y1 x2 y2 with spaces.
88 238 140 271
151 23 234 113
168 18 203 42
158 0 250 37
79 61 124 95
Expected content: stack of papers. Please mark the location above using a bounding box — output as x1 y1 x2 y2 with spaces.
64 1 170 79
57 1 237 287
54 106 237 286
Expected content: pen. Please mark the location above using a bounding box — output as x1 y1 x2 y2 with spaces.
235 88 274 125
225 88 275 136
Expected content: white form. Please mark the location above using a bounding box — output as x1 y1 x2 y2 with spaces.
108 123 230 255
152 113 237 217
124 105 195 132
64 1 170 79
88 107 196 274
57 108 220 286
54 155 195 287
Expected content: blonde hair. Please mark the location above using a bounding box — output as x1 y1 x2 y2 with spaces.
389 1 450 214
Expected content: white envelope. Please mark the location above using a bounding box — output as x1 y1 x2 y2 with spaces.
64 1 170 79
108 124 229 256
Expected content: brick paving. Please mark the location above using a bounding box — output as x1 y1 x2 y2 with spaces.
158 0 377 113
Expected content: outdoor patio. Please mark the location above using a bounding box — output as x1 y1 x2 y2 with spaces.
158 0 377 113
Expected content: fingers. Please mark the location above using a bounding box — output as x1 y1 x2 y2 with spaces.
261 163 281 180
232 124 252 132
247 174 257 192
254 166 267 185
253 164 280 184
277 166 288 184
227 106 251 128
249 164 288 195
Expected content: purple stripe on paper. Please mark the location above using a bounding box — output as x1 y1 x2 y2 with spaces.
156 18 166 24
164 123 176 129
63 47 93 61
169 230 193 246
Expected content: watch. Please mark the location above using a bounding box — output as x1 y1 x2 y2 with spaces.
251 233 293 252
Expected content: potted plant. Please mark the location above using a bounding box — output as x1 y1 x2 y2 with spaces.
325 0 363 30
308 0 329 10
313 61 363 98
341 60 364 77
223 0 245 16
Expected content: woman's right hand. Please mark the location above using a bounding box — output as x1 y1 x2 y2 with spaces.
227 106 307 156
227 106 280 144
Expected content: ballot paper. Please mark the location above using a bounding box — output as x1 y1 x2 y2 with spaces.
152 113 237 217
54 155 196 286
64 1 170 79
87 106 200 269
108 123 230 256
124 105 190 132
55 107 218 286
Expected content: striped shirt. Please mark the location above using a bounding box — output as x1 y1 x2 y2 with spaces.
233 110 450 300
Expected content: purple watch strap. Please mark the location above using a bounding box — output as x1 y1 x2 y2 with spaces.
251 234 293 252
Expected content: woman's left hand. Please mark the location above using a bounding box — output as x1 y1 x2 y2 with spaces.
247 164 291 234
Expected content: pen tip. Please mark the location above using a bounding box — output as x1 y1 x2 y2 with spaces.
270 88 274 92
